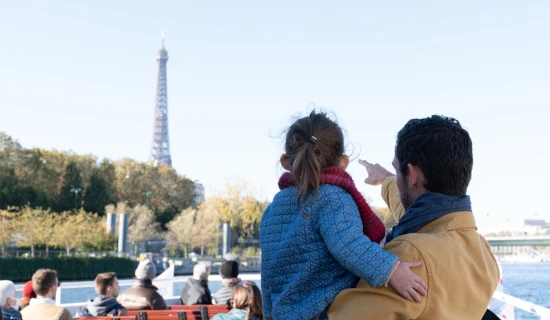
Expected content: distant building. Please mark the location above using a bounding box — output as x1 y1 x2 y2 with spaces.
524 219 550 235
193 181 205 205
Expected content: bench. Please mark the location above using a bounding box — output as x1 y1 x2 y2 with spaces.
128 305 231 320
74 317 136 320
169 305 231 318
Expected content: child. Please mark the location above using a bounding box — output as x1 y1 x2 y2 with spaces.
260 111 427 320
211 281 264 320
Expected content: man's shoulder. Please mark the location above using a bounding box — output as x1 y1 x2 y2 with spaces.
21 304 72 320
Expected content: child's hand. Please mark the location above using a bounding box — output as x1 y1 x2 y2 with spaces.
358 159 395 186
388 261 428 302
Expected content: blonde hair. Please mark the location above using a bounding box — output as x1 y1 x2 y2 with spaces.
193 262 211 281
232 281 263 320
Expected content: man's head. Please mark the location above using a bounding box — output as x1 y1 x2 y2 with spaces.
193 262 211 281
393 115 473 209
135 259 156 280
219 260 239 279
95 272 120 297
32 269 59 299
0 280 18 309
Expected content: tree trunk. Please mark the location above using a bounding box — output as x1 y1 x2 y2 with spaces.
31 244 35 257
200 245 204 257
66 246 70 256
183 244 188 258
46 243 49 256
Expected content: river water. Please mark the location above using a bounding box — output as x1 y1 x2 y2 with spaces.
19 263 549 320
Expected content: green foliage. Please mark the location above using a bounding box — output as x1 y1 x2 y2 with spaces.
58 161 83 211
0 132 196 226
0 257 134 282
373 207 397 231
84 168 108 216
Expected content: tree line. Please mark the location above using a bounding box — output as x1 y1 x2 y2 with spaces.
0 132 195 226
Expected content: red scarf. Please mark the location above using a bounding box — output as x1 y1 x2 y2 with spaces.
278 167 386 244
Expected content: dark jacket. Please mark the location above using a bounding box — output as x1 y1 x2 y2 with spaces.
180 278 212 305
117 279 168 310
77 296 126 317
212 279 242 306
2 308 22 320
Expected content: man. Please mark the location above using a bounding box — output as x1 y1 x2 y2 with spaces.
76 272 128 317
212 260 242 306
328 115 500 319
0 280 22 320
20 269 72 320
117 259 167 310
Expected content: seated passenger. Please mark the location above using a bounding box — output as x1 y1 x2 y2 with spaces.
0 280 22 320
211 281 263 320
327 116 500 319
180 262 212 305
19 280 35 311
20 269 72 320
76 272 127 317
212 260 242 306
117 259 167 310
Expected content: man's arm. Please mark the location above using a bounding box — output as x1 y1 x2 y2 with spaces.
358 160 405 222
382 177 406 222
328 240 428 320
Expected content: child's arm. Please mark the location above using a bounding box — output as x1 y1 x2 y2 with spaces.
317 189 399 287
317 190 427 302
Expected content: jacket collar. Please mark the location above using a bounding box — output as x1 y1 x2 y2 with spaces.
417 211 477 234
132 279 157 290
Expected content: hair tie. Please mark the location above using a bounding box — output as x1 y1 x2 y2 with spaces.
309 136 317 145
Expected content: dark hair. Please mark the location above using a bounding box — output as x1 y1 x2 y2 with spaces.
395 115 473 195
285 111 345 209
32 269 58 296
95 272 117 296
232 281 264 320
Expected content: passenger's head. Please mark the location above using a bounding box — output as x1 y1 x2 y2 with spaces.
32 269 59 299
193 263 211 281
219 260 239 279
135 259 156 280
393 115 473 208
0 280 18 309
231 281 263 320
19 280 35 310
95 272 120 297
282 110 347 208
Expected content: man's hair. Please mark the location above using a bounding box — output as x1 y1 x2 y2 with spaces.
396 115 473 195
32 269 58 296
94 272 117 296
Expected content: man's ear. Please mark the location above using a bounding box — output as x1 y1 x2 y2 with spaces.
339 155 349 170
407 164 426 189
280 154 290 170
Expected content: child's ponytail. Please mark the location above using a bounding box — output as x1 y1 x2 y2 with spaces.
284 111 345 212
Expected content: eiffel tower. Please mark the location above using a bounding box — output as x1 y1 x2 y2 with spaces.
149 31 172 166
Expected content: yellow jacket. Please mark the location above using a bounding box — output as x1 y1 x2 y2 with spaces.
328 177 500 320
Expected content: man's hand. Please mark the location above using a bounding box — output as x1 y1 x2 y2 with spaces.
358 159 395 186
388 261 428 302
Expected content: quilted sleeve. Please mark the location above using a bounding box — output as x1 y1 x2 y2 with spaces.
316 189 398 287
261 259 273 319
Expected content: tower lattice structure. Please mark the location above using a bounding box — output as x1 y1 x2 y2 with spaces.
149 34 172 166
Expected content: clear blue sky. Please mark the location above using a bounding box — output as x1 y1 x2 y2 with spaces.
1 1 549 227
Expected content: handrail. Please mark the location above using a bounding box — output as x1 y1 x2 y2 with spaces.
492 291 550 319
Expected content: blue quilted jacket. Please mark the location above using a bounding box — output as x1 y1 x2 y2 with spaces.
260 185 398 320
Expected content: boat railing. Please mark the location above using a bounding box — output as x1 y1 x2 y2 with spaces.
492 291 550 319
